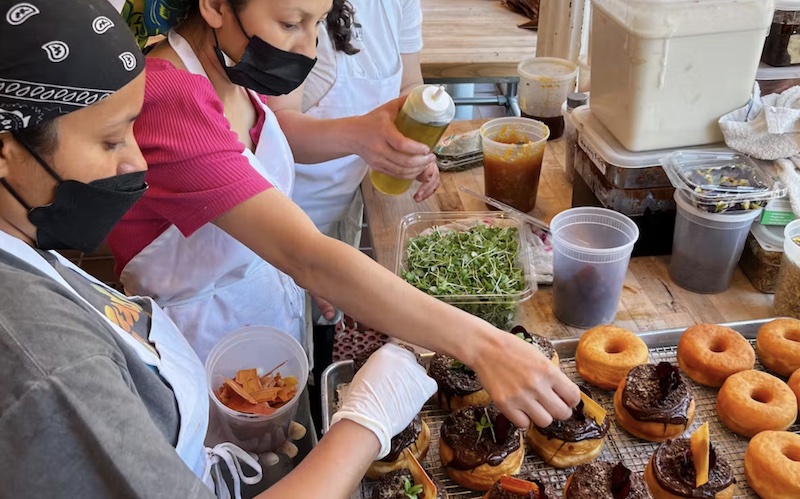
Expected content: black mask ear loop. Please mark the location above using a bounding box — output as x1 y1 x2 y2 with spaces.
212 8 252 61
0 132 63 211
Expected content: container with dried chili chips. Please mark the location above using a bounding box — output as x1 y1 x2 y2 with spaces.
205 326 309 453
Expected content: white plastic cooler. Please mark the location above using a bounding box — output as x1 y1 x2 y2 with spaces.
589 0 775 151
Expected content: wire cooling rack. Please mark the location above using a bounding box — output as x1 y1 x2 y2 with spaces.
324 321 800 499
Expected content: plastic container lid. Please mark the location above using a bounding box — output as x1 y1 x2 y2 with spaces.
783 218 800 265
590 0 774 38
756 62 800 81
674 190 763 227
567 93 589 109
518 57 579 82
775 0 800 11
660 151 787 214
551 207 640 263
572 106 729 169
751 221 786 252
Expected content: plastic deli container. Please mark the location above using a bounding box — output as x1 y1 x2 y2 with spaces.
517 57 579 140
670 191 761 294
589 0 773 151
774 219 800 318
762 1 800 67
740 222 786 293
571 107 733 190
551 207 639 328
660 151 787 214
570 107 725 256
396 212 535 331
481 117 550 213
205 326 309 453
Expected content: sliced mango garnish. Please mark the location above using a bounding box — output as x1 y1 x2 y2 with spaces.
690 422 710 487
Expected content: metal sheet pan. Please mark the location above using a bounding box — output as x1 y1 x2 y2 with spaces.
321 319 798 498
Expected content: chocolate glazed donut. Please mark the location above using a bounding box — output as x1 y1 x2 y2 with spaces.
565 461 653 499
527 387 610 468
644 439 735 499
371 469 447 499
483 475 559 499
614 363 696 442
439 406 524 491
429 353 491 411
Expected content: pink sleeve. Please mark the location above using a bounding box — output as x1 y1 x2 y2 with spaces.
134 59 273 237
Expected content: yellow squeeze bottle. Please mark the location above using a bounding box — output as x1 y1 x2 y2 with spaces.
370 85 455 195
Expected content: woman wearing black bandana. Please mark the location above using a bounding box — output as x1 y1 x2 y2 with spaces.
0 0 439 498
106 3 579 485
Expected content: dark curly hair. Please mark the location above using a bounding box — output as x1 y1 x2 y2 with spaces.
183 0 359 55
327 0 359 55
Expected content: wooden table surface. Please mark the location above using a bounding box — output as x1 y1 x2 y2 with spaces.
361 120 775 340
420 0 537 81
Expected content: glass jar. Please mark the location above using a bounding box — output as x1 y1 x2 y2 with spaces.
739 223 785 293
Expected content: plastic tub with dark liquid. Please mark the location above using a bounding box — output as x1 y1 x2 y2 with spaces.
480 117 550 213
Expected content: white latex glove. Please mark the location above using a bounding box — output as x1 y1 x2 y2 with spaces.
330 343 436 459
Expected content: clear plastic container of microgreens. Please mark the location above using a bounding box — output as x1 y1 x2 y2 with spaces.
396 212 536 331
660 151 787 213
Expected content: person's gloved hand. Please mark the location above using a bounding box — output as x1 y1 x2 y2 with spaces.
330 343 437 459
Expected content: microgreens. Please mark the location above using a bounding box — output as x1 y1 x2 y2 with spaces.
401 223 525 330
449 359 474 373
403 477 423 499
475 407 497 444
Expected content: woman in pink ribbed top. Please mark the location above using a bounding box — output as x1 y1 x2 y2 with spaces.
108 1 579 491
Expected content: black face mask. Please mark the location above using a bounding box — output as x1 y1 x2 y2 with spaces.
213 13 316 96
0 136 148 254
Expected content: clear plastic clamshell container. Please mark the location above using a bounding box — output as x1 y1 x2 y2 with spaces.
395 212 535 331
660 151 787 214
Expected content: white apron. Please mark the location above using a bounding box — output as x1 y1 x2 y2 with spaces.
0 232 261 498
293 0 404 240
120 31 306 364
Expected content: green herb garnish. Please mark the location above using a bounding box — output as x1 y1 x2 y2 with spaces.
475 407 496 444
403 477 423 499
449 359 474 373
402 223 525 330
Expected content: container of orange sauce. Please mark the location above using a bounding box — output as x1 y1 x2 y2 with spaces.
480 117 550 213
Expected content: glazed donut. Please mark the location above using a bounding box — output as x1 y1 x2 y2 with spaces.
745 431 800 499
789 369 800 413
716 370 797 438
676 324 755 387
564 461 652 499
439 405 524 491
575 325 649 391
756 318 800 377
526 390 609 468
644 438 735 499
613 363 695 442
510 325 560 368
366 418 431 479
429 353 491 411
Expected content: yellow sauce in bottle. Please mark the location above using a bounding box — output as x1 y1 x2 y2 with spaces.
370 85 454 195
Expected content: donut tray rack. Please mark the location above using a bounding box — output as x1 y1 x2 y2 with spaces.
321 319 800 499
